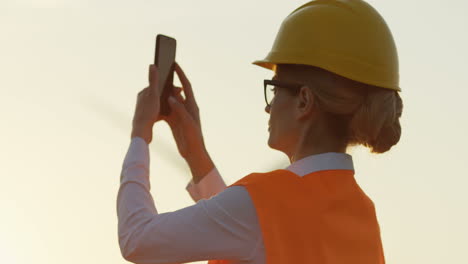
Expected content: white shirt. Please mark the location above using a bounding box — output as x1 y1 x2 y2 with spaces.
117 137 354 264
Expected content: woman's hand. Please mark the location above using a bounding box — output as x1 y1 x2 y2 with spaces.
131 64 162 144
164 63 205 159
163 63 214 182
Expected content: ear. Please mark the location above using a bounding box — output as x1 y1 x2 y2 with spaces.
296 86 315 120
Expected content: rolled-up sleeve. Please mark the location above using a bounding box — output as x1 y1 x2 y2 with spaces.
186 168 227 202
117 137 262 264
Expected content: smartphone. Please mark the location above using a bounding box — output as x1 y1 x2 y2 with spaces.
154 34 176 116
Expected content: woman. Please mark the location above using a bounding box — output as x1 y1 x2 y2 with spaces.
117 0 403 263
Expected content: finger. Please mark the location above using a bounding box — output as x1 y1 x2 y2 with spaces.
168 86 184 103
173 91 185 103
168 96 191 122
174 62 195 101
173 86 183 96
148 64 159 94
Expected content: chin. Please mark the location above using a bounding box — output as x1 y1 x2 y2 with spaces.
268 133 289 156
267 137 274 149
267 134 280 150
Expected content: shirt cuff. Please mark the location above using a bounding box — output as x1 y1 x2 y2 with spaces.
120 137 150 189
185 167 227 202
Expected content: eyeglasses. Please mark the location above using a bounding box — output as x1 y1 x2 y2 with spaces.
264 79 303 107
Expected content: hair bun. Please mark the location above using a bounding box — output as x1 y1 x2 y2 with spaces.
349 90 403 153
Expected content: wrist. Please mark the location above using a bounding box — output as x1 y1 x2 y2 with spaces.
186 149 214 184
131 124 153 144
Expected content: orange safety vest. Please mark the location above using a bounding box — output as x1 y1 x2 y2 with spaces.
208 169 385 264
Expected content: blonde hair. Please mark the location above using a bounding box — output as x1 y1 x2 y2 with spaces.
282 64 403 154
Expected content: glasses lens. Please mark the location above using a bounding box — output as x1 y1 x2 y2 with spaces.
265 83 276 106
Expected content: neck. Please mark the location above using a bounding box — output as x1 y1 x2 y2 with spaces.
288 123 346 163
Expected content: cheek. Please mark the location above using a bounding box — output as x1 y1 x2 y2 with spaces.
271 97 294 123
271 109 294 137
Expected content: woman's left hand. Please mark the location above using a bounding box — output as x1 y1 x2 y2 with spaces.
131 64 161 144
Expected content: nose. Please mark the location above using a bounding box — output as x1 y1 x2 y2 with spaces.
264 104 271 114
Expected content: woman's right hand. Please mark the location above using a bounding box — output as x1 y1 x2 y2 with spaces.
163 63 214 182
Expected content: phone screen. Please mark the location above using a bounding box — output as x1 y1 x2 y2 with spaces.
154 34 176 116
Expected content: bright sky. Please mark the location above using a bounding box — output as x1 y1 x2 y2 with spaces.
1 0 467 263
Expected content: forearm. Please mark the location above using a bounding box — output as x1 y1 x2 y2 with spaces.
184 146 227 202
186 147 215 184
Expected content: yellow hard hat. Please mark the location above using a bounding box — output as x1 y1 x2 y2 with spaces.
253 0 400 92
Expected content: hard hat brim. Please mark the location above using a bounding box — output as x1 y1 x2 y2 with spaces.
252 60 275 71
253 58 401 92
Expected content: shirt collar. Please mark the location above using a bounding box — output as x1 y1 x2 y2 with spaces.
285 152 354 177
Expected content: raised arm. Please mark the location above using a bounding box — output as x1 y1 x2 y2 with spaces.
119 63 232 264
117 138 260 264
